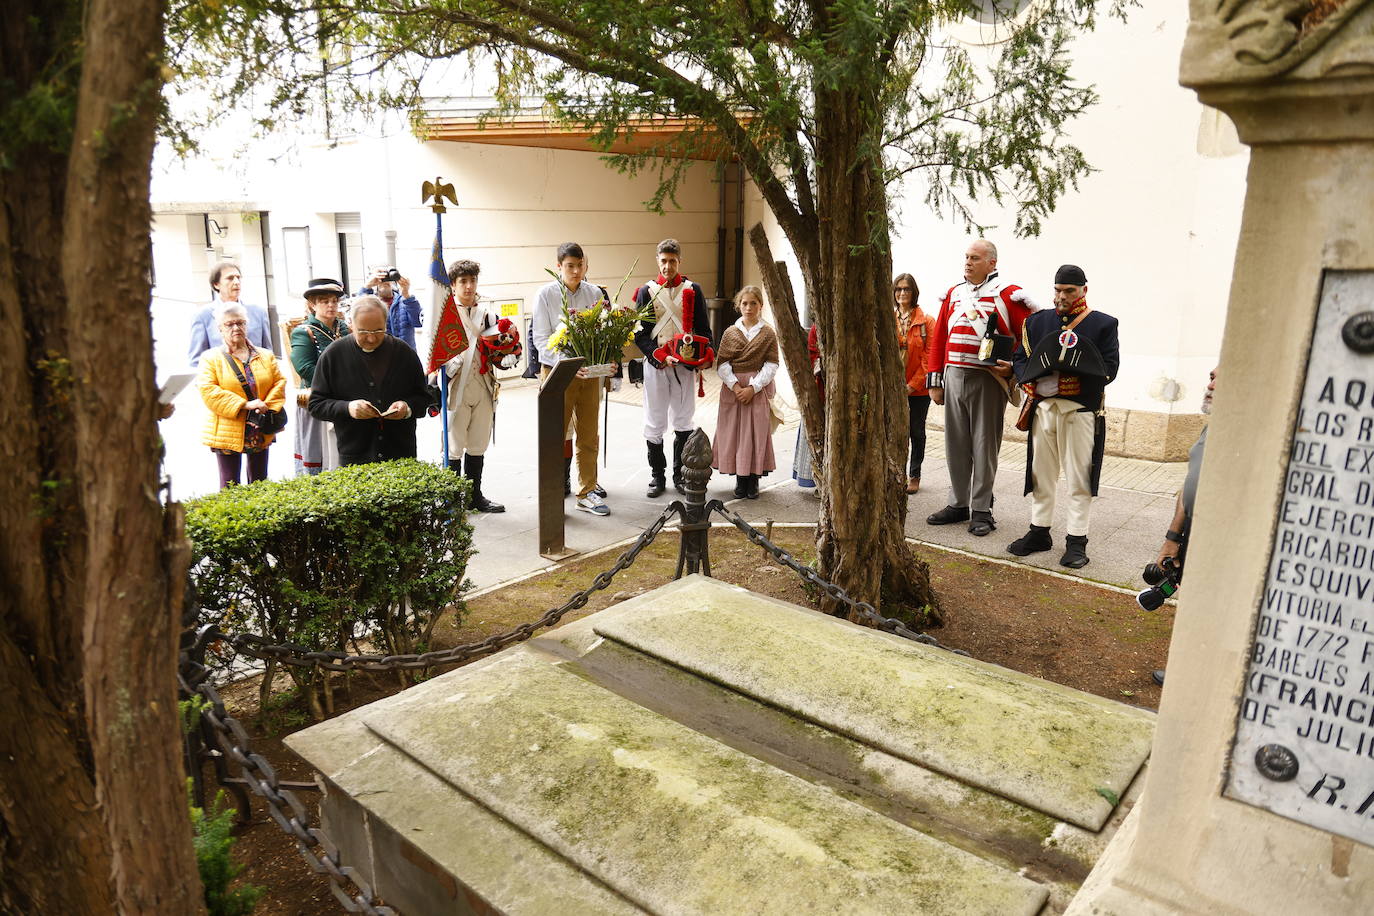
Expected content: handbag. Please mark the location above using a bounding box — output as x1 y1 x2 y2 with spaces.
768 396 785 434
225 348 288 435
248 407 288 435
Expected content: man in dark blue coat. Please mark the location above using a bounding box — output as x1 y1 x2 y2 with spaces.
1007 264 1119 569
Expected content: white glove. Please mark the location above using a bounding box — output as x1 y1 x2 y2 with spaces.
610 377 623 392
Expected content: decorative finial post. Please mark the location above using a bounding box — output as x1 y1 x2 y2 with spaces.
421 177 458 213
673 429 716 578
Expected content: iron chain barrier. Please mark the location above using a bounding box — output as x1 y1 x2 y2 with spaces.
180 440 966 913
181 660 395 915
712 504 969 656
179 503 680 914
220 505 677 673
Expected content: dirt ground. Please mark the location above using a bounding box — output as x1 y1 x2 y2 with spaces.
213 527 1174 913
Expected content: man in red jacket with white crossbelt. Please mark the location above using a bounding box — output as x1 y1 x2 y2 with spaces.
925 239 1038 536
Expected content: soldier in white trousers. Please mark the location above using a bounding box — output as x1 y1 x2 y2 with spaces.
441 259 505 513
1007 264 1119 568
632 239 714 497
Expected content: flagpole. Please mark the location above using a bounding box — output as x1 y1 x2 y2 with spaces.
436 209 450 469
440 361 450 469
422 178 459 470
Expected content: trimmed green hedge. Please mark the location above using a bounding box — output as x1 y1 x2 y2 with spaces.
186 460 473 716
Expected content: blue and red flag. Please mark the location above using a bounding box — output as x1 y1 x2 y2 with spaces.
425 215 467 376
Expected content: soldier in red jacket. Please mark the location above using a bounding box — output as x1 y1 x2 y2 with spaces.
925 239 1037 536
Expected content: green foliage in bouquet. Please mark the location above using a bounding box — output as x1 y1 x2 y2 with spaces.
544 261 652 367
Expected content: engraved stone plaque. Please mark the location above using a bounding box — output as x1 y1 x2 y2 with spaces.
1225 270 1374 847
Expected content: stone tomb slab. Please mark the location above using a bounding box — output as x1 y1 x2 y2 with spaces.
289 574 1154 913
362 650 1048 916
591 576 1154 830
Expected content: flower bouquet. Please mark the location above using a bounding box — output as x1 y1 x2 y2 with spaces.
544 263 651 375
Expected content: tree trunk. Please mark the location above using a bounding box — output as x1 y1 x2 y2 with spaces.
0 0 206 910
752 84 941 626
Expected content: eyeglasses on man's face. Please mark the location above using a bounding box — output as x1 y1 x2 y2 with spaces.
221 319 248 328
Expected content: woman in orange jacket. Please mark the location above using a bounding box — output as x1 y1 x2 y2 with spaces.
198 302 287 488
894 273 936 494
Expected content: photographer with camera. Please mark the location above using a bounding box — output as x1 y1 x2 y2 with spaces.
1144 366 1216 685
359 266 423 351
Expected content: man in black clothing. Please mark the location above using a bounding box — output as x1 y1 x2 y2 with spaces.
1006 264 1120 569
308 296 431 465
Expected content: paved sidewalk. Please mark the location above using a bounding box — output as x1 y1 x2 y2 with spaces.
161 372 1183 595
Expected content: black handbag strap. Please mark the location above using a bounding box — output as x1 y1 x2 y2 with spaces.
223 347 259 400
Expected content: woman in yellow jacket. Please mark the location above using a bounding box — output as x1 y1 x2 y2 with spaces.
199 302 287 488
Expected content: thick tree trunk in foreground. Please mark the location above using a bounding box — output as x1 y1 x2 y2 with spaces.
749 90 940 625
0 0 204 911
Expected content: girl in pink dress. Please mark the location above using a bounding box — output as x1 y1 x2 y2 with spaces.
712 286 780 499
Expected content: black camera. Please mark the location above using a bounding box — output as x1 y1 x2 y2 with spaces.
383 267 402 283
1137 557 1183 611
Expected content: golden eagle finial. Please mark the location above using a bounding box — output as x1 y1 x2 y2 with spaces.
422 178 458 213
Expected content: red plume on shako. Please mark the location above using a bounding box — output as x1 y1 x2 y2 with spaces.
477 317 523 374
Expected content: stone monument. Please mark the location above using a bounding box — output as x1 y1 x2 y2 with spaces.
1065 0 1374 911
289 576 1156 913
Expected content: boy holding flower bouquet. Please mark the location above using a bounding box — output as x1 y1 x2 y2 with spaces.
532 242 618 516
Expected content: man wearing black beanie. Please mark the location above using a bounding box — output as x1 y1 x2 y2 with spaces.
1007 264 1119 568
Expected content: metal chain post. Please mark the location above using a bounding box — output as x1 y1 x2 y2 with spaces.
672 428 718 578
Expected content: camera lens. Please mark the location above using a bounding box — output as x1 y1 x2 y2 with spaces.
1142 563 1165 585
1137 587 1167 612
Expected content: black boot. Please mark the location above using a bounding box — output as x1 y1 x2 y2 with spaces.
733 475 748 499
563 457 572 497
746 475 761 499
646 440 667 497
968 510 996 537
1007 525 1053 556
1060 534 1089 568
927 505 970 525
465 454 505 513
672 429 692 494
